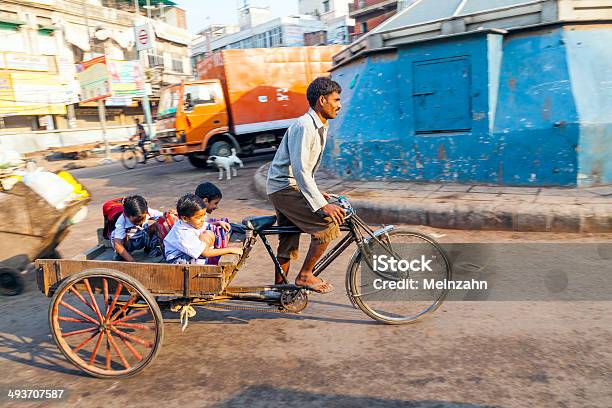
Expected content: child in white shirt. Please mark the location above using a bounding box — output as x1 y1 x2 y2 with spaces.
194 182 230 232
164 194 242 264
112 195 163 261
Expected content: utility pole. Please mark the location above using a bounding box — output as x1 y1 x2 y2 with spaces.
134 0 155 139
82 0 112 162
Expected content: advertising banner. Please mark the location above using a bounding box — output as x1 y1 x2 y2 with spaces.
76 55 111 103
106 60 145 97
0 72 68 116
0 72 14 103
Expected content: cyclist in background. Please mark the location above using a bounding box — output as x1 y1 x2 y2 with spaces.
130 117 148 163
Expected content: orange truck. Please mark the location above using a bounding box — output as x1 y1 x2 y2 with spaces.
156 46 344 168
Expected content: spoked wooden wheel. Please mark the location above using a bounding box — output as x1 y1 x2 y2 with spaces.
48 269 164 378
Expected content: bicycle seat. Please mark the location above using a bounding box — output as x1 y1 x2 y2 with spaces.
242 215 277 231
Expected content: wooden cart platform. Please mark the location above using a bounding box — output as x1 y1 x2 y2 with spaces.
36 248 237 298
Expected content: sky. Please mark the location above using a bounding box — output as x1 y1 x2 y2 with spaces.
174 0 299 34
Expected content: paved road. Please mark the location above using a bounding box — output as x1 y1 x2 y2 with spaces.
1 158 610 407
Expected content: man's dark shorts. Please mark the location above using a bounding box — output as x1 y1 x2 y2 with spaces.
268 185 340 260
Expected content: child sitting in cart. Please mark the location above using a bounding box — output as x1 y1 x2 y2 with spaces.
195 182 230 229
112 195 163 262
164 193 242 264
194 182 236 262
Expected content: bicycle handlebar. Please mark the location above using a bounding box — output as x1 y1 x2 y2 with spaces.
336 195 354 217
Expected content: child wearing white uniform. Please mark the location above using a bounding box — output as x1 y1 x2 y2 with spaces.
112 195 163 261
164 194 242 264
164 220 210 264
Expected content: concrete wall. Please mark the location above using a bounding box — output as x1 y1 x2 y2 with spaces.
493 27 579 186
324 23 611 186
0 125 134 154
323 50 402 178
564 25 612 186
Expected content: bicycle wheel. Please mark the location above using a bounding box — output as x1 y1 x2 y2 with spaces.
347 229 451 324
121 148 142 169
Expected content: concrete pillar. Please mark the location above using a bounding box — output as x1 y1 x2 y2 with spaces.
67 104 78 128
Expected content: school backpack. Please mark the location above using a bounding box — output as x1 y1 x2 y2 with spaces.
155 211 178 242
102 197 124 239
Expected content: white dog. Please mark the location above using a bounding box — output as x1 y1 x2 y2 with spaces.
207 148 244 180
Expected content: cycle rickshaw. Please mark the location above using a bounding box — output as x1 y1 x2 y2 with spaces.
36 196 451 378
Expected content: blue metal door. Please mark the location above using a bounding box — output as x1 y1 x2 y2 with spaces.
413 56 472 133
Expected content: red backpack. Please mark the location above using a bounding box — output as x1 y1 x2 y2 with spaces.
155 211 178 243
102 197 124 239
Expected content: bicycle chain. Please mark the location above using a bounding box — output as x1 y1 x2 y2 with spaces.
201 302 289 314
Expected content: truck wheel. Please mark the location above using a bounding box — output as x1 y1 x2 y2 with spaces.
209 141 232 157
187 154 208 169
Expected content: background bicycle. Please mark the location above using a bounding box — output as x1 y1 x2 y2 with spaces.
120 142 184 170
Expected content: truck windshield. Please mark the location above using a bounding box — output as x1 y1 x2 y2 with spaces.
183 84 216 109
158 88 179 118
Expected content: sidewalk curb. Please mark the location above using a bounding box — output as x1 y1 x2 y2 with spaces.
254 164 611 233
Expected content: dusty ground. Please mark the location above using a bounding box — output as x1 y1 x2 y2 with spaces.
1 156 610 408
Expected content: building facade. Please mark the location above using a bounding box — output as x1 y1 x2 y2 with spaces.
205 14 326 53
191 24 240 73
324 0 612 187
298 0 354 45
0 0 192 142
349 0 398 41
191 3 349 69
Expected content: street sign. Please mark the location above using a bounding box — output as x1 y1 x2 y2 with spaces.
135 24 154 52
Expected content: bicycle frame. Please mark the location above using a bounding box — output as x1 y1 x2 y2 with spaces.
225 210 396 292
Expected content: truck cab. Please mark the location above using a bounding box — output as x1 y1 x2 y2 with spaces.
156 80 233 165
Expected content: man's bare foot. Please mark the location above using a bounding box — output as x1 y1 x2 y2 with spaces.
295 274 333 293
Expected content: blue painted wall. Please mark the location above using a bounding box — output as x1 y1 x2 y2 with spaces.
565 27 612 186
493 28 578 185
324 24 611 186
323 52 403 178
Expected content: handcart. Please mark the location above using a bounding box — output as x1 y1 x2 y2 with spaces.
0 181 89 295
